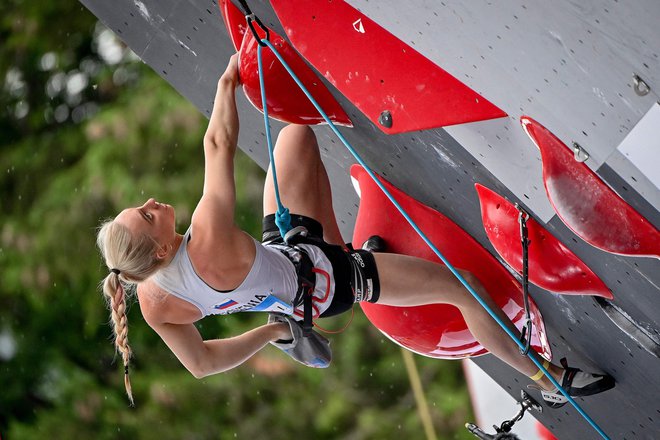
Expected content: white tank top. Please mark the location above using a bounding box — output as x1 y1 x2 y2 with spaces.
151 228 336 320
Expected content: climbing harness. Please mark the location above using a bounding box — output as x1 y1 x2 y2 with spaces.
242 3 610 437
465 391 542 440
284 227 319 335
264 226 323 336
516 205 533 356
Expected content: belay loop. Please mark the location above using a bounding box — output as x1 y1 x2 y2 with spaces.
516 205 532 356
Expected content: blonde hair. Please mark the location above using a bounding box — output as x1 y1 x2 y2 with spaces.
96 219 164 405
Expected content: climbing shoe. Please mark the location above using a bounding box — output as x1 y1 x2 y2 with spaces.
361 235 386 253
531 358 615 409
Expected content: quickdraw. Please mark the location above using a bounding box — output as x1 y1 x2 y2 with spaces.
516 204 532 356
235 0 270 46
465 391 542 440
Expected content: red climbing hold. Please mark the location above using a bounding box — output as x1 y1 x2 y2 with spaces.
521 116 660 258
351 165 551 360
270 0 507 134
217 0 353 127
218 0 247 50
475 184 613 299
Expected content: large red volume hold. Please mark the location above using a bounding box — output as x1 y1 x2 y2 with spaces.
270 0 507 134
218 0 247 50
218 0 353 127
475 183 613 299
351 165 551 360
521 116 660 258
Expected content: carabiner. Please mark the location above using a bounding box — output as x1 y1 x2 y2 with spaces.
246 13 270 47
519 318 533 355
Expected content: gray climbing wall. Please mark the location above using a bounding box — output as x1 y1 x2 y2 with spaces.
80 0 660 438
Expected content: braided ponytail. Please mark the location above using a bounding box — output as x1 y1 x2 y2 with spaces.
97 219 165 405
102 271 134 405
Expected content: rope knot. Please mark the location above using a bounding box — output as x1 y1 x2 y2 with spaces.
275 207 292 237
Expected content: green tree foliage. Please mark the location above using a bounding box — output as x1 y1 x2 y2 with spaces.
1 2 472 439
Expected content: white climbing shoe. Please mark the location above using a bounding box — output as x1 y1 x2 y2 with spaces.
531 358 615 409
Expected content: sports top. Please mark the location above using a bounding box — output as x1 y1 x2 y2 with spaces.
151 228 336 319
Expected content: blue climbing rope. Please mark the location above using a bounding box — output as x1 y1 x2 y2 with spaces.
257 43 291 237
255 38 610 440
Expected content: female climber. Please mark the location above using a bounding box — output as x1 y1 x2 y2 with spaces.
96 54 613 407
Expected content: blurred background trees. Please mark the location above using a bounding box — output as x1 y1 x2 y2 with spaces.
0 1 471 438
